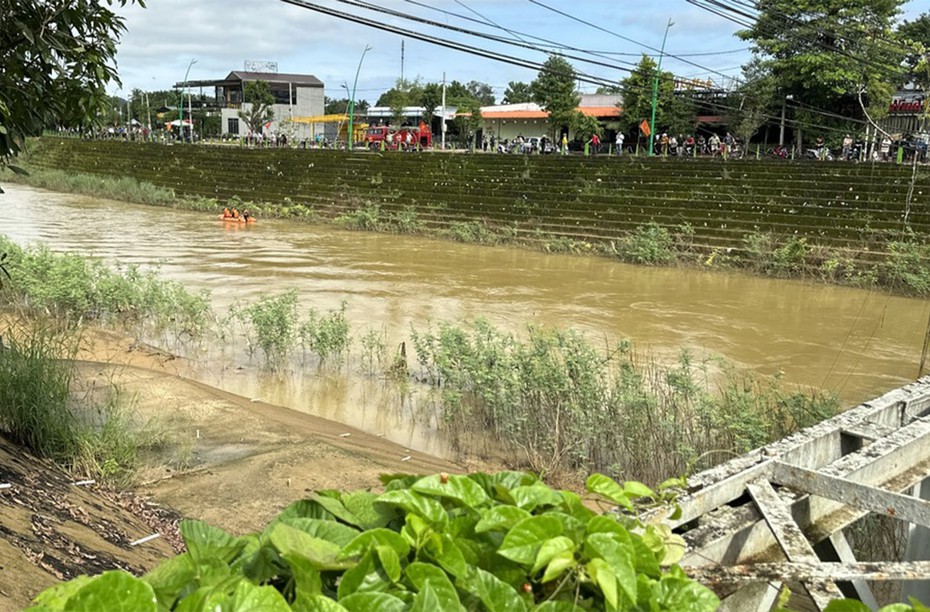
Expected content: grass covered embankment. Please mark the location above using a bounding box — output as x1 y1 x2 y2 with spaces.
12 137 930 295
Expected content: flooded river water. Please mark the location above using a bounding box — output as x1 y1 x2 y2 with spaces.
2 184 927 457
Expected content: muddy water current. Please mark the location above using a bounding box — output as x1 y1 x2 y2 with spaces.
2 184 927 458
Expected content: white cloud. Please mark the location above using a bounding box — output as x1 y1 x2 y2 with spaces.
112 0 921 102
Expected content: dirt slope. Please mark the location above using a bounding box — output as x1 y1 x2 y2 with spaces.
0 328 475 610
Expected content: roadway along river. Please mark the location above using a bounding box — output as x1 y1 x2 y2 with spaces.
2 183 927 457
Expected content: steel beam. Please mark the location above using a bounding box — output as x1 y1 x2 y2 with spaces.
685 560 930 584
747 479 844 610
771 461 930 529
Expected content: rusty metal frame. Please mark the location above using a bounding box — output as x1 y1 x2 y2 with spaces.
641 377 930 610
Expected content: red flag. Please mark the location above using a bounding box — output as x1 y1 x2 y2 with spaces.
639 120 651 137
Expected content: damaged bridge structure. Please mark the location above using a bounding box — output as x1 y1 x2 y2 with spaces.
650 377 930 610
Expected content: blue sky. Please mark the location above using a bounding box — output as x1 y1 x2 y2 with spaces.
113 0 925 104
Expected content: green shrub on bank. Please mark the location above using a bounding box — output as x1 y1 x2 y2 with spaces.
334 203 382 230
0 235 211 333
27 471 720 611
615 222 676 265
410 319 838 484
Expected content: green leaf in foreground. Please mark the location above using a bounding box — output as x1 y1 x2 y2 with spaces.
338 591 407 612
411 473 490 508
460 566 527 612
498 515 563 566
268 523 352 571
56 571 156 612
180 519 243 566
226 580 290 611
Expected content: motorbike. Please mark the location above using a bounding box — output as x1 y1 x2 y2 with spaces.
805 147 834 161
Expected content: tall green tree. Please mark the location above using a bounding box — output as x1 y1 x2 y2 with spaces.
465 80 495 105
376 78 423 126
1 0 143 170
238 81 275 135
731 58 779 144
324 97 368 116
502 81 532 104
618 55 695 137
736 0 906 126
531 55 580 134
898 13 930 89
419 83 442 124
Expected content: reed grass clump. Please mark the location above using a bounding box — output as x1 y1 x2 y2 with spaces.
0 322 152 484
410 318 838 484
0 235 211 334
7 167 177 206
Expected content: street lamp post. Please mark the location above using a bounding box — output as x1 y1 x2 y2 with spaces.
648 19 674 157
779 94 793 146
179 58 197 142
347 45 371 151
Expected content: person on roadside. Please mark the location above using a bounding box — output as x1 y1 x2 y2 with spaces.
842 134 853 160
615 131 625 156
708 133 721 157
590 132 601 155
561 132 568 155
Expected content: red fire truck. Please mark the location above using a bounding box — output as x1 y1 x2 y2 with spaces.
365 122 432 150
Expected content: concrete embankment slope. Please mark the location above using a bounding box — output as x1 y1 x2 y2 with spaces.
25 138 930 257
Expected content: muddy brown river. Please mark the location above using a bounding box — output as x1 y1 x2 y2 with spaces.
2 184 927 457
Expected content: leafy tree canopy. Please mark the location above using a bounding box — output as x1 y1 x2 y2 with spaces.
1 0 143 168
324 97 369 116
376 78 423 109
464 80 496 106
736 0 906 117
502 81 533 104
531 55 581 133
238 80 275 135
618 55 695 137
897 12 930 89
419 83 442 125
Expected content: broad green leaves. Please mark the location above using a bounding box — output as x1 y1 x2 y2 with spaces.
29 471 724 611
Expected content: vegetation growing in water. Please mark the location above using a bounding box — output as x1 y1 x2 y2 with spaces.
231 291 351 370
0 235 211 334
410 319 838 484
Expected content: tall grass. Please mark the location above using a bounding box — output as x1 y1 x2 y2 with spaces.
0 235 211 334
410 318 838 484
7 167 177 206
0 323 78 459
0 322 152 483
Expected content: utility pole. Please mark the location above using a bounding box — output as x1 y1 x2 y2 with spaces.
401 40 405 82
441 72 447 150
188 89 194 142
648 19 674 157
347 45 371 151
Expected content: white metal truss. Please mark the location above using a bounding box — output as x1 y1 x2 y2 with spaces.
639 377 930 610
